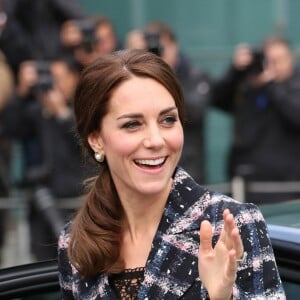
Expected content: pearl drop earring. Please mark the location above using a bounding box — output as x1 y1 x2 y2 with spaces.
94 151 104 162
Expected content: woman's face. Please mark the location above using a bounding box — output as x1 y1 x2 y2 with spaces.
88 76 183 201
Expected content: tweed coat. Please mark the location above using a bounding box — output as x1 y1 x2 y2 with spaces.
58 167 285 299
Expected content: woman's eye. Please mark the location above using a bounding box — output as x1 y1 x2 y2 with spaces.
162 115 178 125
121 120 141 130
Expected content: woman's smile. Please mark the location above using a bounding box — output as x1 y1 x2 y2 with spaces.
134 156 167 167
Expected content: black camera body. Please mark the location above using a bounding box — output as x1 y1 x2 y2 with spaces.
144 30 163 56
246 49 265 75
32 61 54 93
74 20 96 53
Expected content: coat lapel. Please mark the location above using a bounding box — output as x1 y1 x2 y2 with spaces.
138 168 209 299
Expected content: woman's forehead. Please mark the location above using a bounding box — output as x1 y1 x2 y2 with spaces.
106 77 176 114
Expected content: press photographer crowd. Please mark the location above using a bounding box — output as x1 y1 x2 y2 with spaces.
0 0 300 265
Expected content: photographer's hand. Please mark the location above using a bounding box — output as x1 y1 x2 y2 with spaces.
17 61 38 97
41 88 71 119
232 44 253 71
250 66 275 86
60 20 82 49
198 209 244 300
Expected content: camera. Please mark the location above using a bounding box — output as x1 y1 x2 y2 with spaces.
74 19 96 53
246 49 265 75
32 61 54 93
143 30 163 56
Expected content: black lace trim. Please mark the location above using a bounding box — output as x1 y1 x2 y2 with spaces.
109 267 145 300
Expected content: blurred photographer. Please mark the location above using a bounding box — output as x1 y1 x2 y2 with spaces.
2 56 91 260
93 15 120 57
212 36 300 203
2 60 46 171
60 15 120 68
0 0 84 77
60 18 96 67
27 56 91 260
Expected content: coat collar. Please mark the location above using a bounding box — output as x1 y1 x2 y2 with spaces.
138 167 208 298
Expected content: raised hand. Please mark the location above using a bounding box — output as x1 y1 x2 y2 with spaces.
198 209 244 300
41 88 71 118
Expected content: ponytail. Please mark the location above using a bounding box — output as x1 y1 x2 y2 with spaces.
68 166 124 278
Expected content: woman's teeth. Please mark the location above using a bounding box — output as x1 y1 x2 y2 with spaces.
135 157 165 166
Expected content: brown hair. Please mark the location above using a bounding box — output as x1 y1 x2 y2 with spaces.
262 35 291 49
0 51 14 111
68 49 185 278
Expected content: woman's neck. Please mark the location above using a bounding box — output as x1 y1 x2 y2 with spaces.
119 180 172 268
122 186 170 242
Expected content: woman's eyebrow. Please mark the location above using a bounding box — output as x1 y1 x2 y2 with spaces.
117 113 143 120
117 106 177 120
160 106 177 115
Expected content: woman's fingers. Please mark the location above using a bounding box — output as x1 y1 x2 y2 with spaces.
199 220 213 254
226 248 238 279
219 209 235 248
231 227 244 260
220 209 244 258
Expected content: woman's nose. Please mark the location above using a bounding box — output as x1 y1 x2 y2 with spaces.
143 125 164 148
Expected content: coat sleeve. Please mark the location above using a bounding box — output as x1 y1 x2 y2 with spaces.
58 225 75 299
228 202 286 299
211 66 248 113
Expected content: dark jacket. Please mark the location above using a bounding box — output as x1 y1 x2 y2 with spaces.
2 94 88 197
176 54 211 183
40 111 88 198
213 66 300 182
58 168 284 299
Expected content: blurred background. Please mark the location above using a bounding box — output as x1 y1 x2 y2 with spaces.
78 0 300 184
1 0 300 268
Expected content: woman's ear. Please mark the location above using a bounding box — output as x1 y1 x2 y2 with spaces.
87 131 103 153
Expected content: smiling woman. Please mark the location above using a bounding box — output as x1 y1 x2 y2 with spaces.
57 49 285 299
